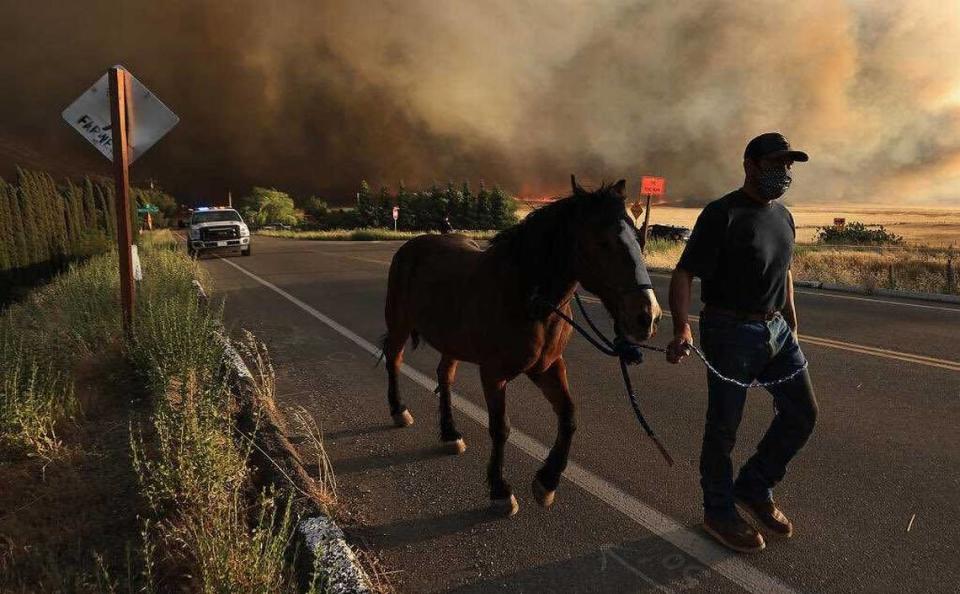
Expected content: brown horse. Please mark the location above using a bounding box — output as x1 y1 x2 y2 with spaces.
381 176 662 515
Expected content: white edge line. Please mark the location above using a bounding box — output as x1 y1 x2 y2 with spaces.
216 257 796 594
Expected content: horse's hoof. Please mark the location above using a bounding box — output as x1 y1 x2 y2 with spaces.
531 478 556 508
491 494 519 517
442 438 467 455
392 410 414 428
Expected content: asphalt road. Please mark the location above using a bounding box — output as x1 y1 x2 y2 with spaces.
199 235 959 593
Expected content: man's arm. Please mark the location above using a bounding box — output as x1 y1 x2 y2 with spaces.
666 267 695 363
783 270 798 336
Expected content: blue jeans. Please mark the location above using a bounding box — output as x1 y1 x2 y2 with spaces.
698 310 818 519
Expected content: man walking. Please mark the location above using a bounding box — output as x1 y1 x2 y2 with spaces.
666 133 818 553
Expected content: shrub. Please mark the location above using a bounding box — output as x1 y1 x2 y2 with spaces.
816 221 904 245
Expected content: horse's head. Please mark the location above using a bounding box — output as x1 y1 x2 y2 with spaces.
570 176 662 343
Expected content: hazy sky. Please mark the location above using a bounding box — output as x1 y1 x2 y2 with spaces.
1 0 958 206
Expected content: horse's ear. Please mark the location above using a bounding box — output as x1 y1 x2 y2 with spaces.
612 179 627 199
570 174 581 195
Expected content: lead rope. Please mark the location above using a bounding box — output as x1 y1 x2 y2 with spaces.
536 291 674 466
541 291 811 466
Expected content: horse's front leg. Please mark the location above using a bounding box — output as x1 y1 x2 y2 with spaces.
480 366 518 516
527 357 575 508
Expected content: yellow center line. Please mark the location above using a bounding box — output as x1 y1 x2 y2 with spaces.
319 251 960 372
575 295 960 372
341 255 392 266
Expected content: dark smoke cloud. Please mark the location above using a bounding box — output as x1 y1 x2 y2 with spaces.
1 0 958 206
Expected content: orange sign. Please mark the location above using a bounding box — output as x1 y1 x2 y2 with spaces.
630 202 645 219
834 217 845 227
640 176 666 196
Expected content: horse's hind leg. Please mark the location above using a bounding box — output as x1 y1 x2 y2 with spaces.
436 355 466 454
527 357 575 508
384 332 414 427
480 365 518 516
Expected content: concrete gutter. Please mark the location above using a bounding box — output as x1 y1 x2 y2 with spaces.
193 279 373 593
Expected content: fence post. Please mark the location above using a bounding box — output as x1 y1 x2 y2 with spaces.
887 263 895 289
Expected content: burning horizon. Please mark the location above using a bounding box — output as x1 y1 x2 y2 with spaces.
1 1 959 207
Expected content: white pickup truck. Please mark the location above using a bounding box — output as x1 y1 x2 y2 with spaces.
187 207 252 257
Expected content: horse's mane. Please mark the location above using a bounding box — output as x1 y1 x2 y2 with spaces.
489 182 624 300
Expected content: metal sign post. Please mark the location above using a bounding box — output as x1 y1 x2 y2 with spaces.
638 176 666 252
63 65 178 338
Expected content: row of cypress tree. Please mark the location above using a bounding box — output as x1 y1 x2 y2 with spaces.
0 168 139 304
354 180 518 231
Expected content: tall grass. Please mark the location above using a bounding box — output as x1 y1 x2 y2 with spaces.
792 246 956 294
642 239 957 295
2 229 315 591
0 336 76 459
129 230 312 592
0 248 123 460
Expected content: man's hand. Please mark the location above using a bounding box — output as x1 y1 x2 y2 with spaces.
666 323 694 364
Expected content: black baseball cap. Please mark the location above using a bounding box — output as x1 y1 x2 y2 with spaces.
744 132 809 163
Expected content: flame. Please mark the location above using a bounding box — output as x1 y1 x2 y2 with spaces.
515 181 566 203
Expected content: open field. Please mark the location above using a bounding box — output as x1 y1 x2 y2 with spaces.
645 204 960 246
518 203 960 246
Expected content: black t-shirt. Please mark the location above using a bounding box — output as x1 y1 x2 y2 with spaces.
677 189 795 312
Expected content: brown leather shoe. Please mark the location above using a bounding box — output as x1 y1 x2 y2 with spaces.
736 498 794 538
703 512 766 554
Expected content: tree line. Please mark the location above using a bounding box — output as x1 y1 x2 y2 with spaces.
239 181 519 232
353 180 518 231
0 167 168 305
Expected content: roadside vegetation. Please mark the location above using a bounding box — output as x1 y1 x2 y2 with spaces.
0 167 177 307
639 237 958 296
242 180 518 233
814 221 904 245
1 229 331 592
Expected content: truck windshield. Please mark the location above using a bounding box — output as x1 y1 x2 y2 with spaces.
192 211 241 224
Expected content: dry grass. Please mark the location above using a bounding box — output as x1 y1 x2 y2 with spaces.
2 229 325 592
647 204 960 246
288 404 339 509
130 257 313 592
633 204 959 295
792 247 956 294
641 240 957 295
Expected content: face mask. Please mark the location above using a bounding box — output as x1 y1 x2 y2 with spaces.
756 169 792 200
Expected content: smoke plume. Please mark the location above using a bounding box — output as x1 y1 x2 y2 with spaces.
1 0 959 206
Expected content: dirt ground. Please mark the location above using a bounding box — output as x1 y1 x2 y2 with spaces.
0 353 146 592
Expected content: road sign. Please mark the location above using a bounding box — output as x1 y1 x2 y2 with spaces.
62 66 179 163
640 176 666 197
392 206 399 221
630 202 644 219
834 217 846 227
137 204 159 214
62 66 178 336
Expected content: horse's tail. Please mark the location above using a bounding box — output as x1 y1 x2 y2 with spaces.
383 246 421 356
